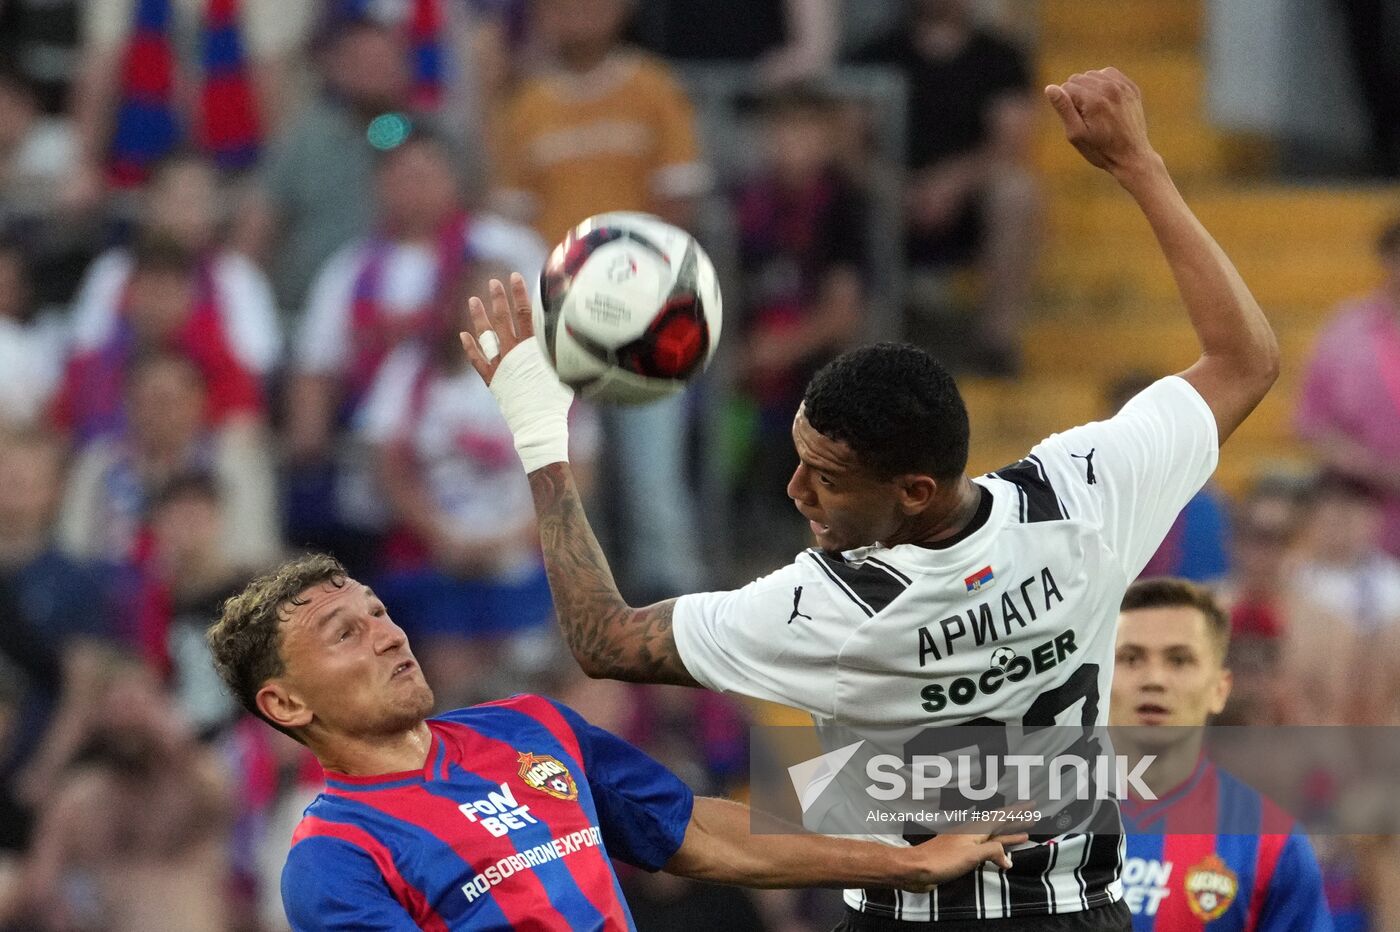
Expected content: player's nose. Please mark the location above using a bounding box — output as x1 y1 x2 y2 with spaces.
1137 666 1169 690
371 613 408 653
787 464 815 505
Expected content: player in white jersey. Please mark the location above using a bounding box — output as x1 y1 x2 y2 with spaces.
459 69 1279 930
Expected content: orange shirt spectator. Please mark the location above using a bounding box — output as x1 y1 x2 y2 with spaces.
494 50 709 245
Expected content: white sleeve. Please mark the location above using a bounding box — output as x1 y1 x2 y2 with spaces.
672 559 843 716
1022 375 1219 578
68 251 132 352
355 347 420 446
212 253 284 374
295 246 362 374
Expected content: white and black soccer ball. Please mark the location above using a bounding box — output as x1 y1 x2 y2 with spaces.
991 647 1017 669
535 212 722 404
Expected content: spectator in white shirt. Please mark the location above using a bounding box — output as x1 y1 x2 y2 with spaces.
283 131 545 565
359 257 596 709
0 240 65 427
67 153 281 382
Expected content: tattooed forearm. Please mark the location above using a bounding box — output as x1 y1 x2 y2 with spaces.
528 463 700 687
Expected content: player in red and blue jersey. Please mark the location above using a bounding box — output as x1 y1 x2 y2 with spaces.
206 553 1027 930
1111 578 1331 932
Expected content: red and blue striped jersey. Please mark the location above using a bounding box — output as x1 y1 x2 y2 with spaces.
1121 758 1331 931
281 694 694 930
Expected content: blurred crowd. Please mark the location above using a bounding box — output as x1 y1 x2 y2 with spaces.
0 0 1399 929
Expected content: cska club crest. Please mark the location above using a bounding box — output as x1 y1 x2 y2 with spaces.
1184 853 1238 921
517 752 578 801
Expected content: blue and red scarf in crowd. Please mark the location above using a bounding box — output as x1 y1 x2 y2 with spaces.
110 0 260 185
344 211 473 406
51 263 264 442
111 0 445 185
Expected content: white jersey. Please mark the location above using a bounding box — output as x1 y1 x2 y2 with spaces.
673 376 1219 921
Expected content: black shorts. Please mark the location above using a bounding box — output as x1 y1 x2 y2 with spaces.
832 900 1132 932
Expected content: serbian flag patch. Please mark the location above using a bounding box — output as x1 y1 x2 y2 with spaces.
965 566 995 592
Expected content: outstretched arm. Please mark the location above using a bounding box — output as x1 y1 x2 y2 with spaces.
528 462 699 685
666 797 1025 891
460 275 700 686
1046 69 1280 442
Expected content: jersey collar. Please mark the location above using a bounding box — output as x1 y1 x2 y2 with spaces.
918 485 992 551
322 726 446 793
1120 753 1212 823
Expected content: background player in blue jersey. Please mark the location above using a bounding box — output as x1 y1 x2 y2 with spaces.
205 553 1027 931
1110 577 1331 931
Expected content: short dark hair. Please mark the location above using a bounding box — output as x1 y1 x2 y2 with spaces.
802 342 969 480
1305 469 1383 506
0 67 36 103
1121 577 1231 659
151 470 221 511
748 80 842 120
0 231 26 263
1378 216 1400 259
208 554 347 738
129 233 198 277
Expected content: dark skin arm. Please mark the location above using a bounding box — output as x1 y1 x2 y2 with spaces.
462 276 699 686
1046 69 1280 442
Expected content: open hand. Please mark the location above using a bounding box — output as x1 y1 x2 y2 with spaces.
459 273 535 387
1045 68 1157 178
458 272 574 474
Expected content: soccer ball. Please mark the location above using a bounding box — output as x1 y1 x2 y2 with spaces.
535 212 722 404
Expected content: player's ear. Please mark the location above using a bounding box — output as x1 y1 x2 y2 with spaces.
897 474 938 513
1208 668 1233 717
257 681 313 732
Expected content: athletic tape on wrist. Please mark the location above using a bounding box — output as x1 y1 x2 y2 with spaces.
489 340 574 473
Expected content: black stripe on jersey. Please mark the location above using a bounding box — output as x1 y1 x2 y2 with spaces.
861 887 897 917
1073 833 1091 911
1028 455 1070 517
1045 837 1062 914
1081 833 1122 906
805 552 873 616
994 458 1068 523
864 555 912 585
857 838 1116 919
992 840 1053 915
805 550 909 615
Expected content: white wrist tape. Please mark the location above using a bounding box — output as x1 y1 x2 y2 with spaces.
488 338 574 473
